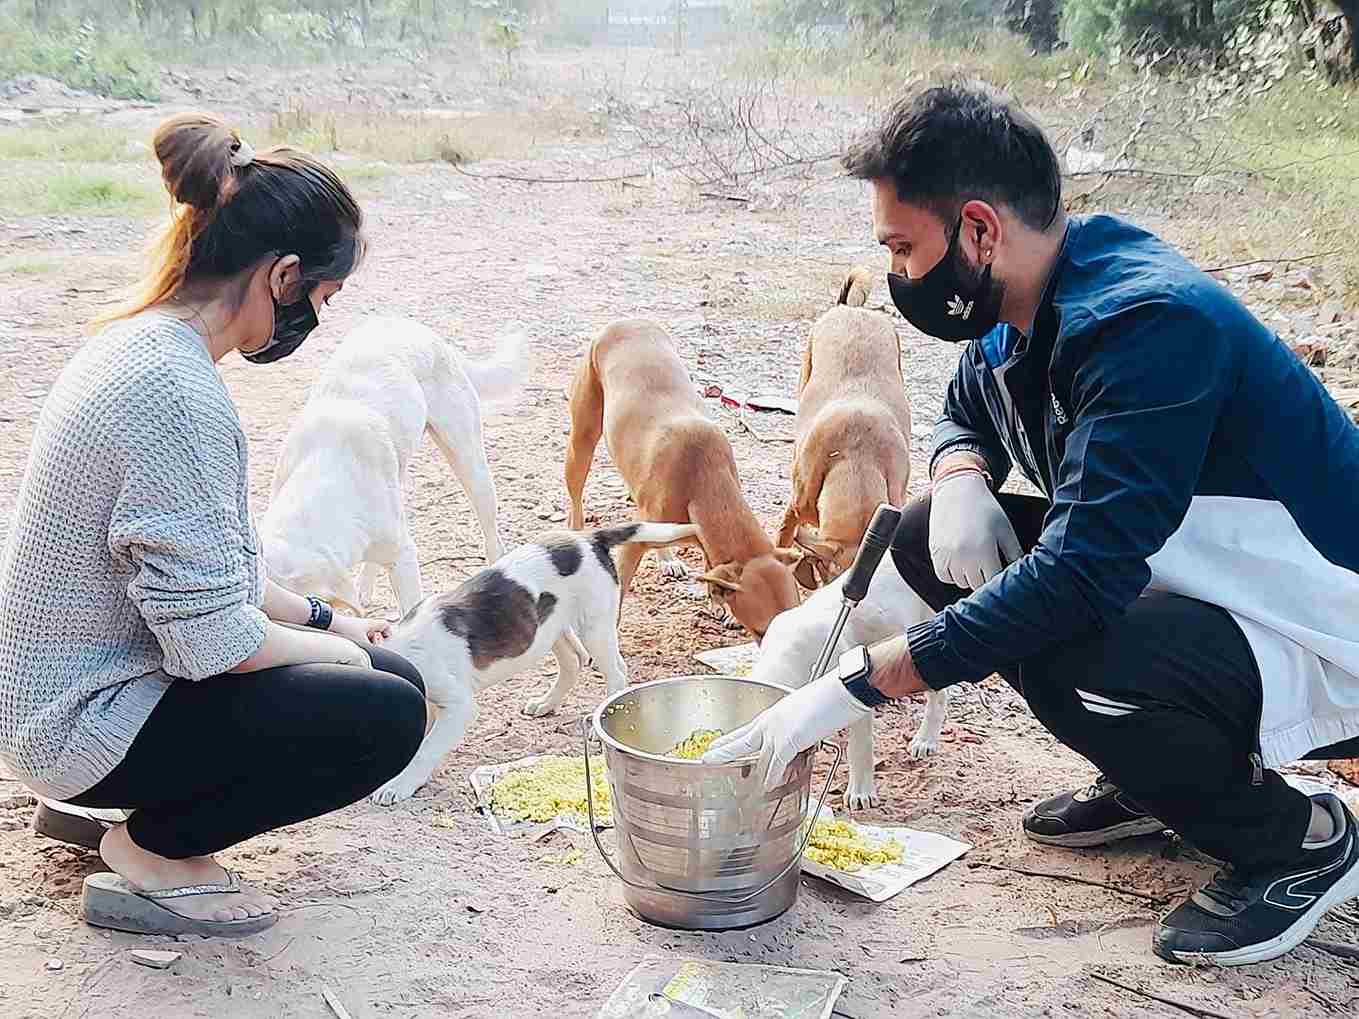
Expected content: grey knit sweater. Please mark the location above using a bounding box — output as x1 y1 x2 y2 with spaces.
0 312 268 800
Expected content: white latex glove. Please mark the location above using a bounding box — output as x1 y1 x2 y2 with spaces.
929 471 1023 590
701 676 873 790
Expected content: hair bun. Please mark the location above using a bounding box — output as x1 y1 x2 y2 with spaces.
152 112 243 210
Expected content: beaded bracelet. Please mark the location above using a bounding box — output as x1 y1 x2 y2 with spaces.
931 463 994 489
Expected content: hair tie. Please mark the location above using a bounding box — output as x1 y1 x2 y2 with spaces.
229 139 256 168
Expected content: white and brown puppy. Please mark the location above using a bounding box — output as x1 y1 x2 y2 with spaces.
777 269 912 589
750 551 945 810
371 521 699 805
565 319 802 639
261 316 524 616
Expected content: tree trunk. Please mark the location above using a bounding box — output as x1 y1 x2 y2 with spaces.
1338 1 1359 75
1197 0 1213 30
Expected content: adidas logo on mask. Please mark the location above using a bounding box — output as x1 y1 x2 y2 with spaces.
946 294 973 320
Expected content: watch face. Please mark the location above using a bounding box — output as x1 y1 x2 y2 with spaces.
839 644 869 681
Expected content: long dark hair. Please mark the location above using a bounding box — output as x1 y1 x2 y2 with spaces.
98 112 365 326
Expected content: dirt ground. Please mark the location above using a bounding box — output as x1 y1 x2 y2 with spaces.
3 47 1359 1019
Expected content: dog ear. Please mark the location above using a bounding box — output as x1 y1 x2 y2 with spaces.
792 526 840 566
793 555 821 590
697 567 743 594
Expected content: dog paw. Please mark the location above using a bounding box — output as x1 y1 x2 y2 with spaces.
370 774 425 806
844 781 881 811
658 558 690 581
521 698 560 718
908 732 938 759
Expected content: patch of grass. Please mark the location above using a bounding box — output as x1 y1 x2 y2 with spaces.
0 168 161 217
0 255 59 275
0 22 160 101
732 28 1086 104
260 102 597 164
0 120 147 163
336 162 398 183
1155 77 1359 304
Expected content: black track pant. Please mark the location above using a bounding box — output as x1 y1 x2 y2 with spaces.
69 647 427 860
890 492 1357 871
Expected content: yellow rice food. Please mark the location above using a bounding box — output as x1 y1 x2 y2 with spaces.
488 755 611 824
666 728 726 760
804 820 904 873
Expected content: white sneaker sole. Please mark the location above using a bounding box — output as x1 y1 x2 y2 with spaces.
1023 815 1166 848
1161 848 1359 967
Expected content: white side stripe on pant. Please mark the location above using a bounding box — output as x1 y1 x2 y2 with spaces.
1076 688 1141 717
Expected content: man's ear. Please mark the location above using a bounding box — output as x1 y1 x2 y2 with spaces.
959 198 1002 263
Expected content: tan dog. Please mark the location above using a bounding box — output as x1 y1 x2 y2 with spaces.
565 319 802 639
777 269 912 587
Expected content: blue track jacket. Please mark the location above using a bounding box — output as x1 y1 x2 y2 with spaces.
906 214 1359 710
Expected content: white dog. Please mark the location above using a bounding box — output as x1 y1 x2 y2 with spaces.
751 553 946 810
261 316 524 615
371 521 700 805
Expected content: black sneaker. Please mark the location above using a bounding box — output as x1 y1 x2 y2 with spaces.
1022 774 1166 848
1154 793 1359 966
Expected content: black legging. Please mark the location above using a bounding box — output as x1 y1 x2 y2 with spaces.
69 647 426 859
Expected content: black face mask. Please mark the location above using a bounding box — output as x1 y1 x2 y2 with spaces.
887 217 1003 343
242 271 320 365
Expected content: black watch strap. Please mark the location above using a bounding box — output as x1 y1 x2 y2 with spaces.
305 596 333 631
845 673 890 708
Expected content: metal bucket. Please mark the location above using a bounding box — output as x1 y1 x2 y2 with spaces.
584 675 840 931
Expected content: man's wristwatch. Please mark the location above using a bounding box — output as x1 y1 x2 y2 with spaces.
305 596 334 631
837 644 890 708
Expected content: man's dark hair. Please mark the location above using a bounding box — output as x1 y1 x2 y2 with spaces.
843 80 1063 232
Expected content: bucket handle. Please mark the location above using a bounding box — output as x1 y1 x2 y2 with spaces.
581 720 843 905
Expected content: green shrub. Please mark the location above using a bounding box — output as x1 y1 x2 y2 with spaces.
0 19 161 100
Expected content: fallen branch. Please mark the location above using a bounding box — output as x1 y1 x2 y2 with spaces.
981 862 1172 903
1202 250 1344 274
1305 937 1359 962
420 555 485 568
1090 973 1237 1019
452 164 648 185
698 192 751 202
322 986 354 1019
1064 166 1205 181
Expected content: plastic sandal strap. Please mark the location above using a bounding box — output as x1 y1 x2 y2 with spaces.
139 870 241 901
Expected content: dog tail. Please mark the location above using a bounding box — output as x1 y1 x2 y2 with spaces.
462 328 528 407
837 267 875 308
594 522 700 551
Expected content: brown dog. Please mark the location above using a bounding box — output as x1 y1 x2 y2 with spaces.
565 319 802 638
777 268 912 587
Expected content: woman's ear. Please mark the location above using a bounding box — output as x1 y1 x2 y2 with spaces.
268 254 303 302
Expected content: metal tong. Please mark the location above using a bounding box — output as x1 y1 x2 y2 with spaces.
807 502 903 683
